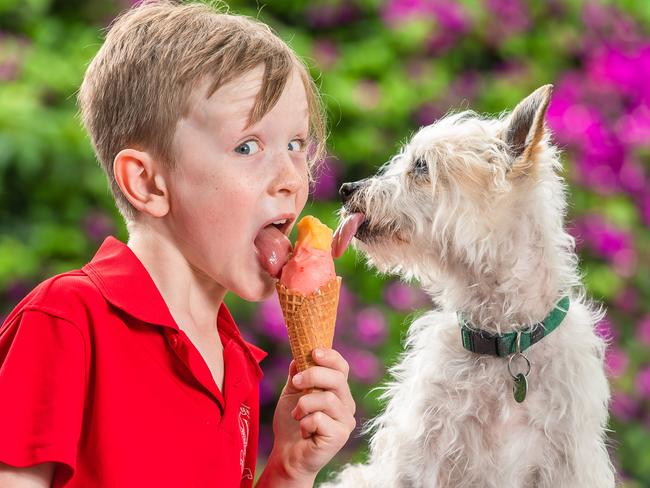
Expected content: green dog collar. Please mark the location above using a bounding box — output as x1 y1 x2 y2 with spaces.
458 296 570 357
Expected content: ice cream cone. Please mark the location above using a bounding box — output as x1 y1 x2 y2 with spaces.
276 276 341 373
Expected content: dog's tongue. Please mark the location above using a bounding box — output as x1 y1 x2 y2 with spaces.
332 212 365 258
254 225 292 278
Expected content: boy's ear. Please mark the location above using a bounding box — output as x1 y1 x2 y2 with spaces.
503 84 553 176
113 148 170 218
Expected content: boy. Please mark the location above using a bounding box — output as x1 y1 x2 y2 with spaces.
0 1 356 487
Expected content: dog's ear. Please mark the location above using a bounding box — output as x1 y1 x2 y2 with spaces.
503 84 553 175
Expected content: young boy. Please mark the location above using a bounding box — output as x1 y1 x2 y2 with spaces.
0 1 356 487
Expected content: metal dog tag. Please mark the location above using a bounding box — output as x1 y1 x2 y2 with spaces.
513 373 527 403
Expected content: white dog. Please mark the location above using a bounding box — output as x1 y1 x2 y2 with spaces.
326 86 616 488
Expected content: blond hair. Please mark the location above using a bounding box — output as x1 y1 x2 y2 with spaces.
78 0 326 222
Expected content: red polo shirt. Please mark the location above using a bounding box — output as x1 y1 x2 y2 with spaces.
0 236 267 487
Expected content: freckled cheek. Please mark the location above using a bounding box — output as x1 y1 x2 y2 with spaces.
297 186 309 211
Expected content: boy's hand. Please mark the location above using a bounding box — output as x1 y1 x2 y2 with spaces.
264 348 356 485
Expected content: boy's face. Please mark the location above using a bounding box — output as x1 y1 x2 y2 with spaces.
166 65 310 301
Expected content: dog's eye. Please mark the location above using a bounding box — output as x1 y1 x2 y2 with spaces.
413 158 428 174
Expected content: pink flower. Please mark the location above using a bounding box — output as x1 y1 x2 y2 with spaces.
256 297 288 342
571 215 636 272
305 3 360 29
484 0 530 37
617 105 650 147
635 366 650 398
605 346 628 377
384 281 429 311
355 307 388 346
84 211 116 242
637 316 650 346
614 287 638 313
382 0 469 33
346 349 383 384
610 392 639 421
312 158 341 201
312 39 339 70
594 317 617 343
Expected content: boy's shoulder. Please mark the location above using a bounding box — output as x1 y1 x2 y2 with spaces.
3 269 104 332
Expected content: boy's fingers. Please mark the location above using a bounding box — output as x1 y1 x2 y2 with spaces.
283 360 302 394
299 410 349 442
292 366 355 414
291 390 356 431
311 348 350 379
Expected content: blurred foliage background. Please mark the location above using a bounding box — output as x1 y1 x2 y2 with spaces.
1 0 649 485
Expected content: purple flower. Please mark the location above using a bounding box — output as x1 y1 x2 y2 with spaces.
433 1 468 32
587 45 650 103
384 281 429 311
617 106 650 147
312 39 339 70
484 0 530 37
635 366 650 398
383 0 469 33
83 211 116 242
336 282 358 321
637 316 650 346
594 317 617 343
385 282 413 310
256 297 288 342
614 287 638 313
610 392 639 421
355 307 388 346
346 348 383 384
312 157 341 201
413 102 443 127
571 215 636 274
5 279 30 303
382 0 429 24
617 159 646 195
605 346 628 377
306 3 361 29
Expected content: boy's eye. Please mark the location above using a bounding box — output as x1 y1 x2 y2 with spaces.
288 139 305 152
235 140 260 155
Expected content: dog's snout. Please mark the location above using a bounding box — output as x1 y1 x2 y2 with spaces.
339 181 361 203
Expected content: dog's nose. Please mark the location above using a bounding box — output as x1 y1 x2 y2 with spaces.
339 181 361 203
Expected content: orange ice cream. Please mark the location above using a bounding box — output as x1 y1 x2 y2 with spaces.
279 216 336 295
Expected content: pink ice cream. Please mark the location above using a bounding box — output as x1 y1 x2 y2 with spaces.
278 216 337 295
279 246 336 295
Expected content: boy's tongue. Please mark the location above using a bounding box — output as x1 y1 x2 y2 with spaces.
256 212 364 277
254 225 291 278
332 212 365 258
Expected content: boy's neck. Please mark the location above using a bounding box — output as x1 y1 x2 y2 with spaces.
126 226 226 335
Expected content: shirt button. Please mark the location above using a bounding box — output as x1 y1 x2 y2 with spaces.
169 335 179 347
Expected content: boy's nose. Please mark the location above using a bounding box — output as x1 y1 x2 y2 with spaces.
270 152 304 196
339 181 362 203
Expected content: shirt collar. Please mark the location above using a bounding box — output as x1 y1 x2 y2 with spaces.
82 236 267 367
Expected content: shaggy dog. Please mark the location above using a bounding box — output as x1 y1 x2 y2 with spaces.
326 86 615 487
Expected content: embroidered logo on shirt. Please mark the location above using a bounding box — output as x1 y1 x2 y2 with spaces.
239 404 253 480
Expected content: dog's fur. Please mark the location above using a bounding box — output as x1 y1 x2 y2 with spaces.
322 86 615 488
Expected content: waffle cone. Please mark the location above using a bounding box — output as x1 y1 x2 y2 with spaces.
276 276 342 373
